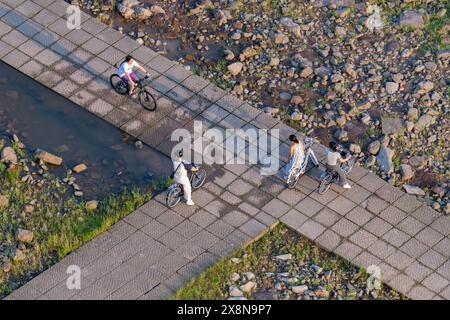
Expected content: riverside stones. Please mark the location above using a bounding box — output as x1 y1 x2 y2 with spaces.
381 117 403 135
73 163 87 173
0 195 8 209
35 149 63 166
415 114 434 132
399 11 425 29
400 164 414 181
416 81 434 95
385 82 399 94
16 229 34 244
1 147 17 164
377 146 394 174
404 184 426 196
86 200 98 210
227 62 243 76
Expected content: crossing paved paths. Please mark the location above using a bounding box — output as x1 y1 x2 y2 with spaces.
1 0 449 300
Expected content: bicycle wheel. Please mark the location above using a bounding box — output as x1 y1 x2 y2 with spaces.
166 186 182 208
287 167 300 189
318 173 333 195
138 89 157 111
191 169 206 189
110 74 129 95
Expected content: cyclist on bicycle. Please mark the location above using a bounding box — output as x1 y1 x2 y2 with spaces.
117 55 150 97
172 149 197 206
326 141 351 189
284 134 305 180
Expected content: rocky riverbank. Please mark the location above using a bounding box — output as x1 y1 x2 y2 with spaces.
174 224 405 300
71 0 449 215
0 132 152 299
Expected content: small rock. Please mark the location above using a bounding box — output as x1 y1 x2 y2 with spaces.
72 163 87 173
403 184 426 196
16 228 34 243
13 248 26 261
399 10 425 29
300 67 314 78
35 149 63 166
292 285 309 294
385 82 399 94
230 272 240 282
367 140 381 155
231 257 241 264
85 200 98 210
416 81 434 95
400 164 414 180
290 95 304 105
229 286 243 297
0 195 9 209
243 272 255 281
275 254 292 261
349 144 361 154
227 62 244 76
240 281 256 293
1 147 17 164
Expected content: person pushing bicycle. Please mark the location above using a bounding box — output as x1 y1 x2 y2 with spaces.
326 141 351 189
172 150 198 206
117 55 150 97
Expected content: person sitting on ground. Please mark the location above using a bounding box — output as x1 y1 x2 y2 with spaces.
326 141 351 189
284 134 305 180
172 149 197 206
117 55 149 97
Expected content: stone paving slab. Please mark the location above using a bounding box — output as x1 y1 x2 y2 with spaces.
2 0 449 301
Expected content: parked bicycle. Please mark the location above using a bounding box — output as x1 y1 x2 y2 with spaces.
166 165 207 208
109 74 157 111
317 147 356 194
286 137 319 189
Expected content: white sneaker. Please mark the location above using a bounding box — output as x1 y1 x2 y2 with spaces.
186 200 195 206
343 184 351 189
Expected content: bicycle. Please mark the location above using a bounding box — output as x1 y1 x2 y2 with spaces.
286 137 320 189
166 165 207 208
317 148 356 195
109 74 157 111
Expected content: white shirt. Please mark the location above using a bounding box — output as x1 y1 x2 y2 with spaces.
118 61 140 77
172 159 190 184
326 150 342 166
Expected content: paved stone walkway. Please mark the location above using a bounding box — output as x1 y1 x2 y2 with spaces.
1 0 449 300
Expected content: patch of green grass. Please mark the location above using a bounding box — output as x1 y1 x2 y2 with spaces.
0 140 167 298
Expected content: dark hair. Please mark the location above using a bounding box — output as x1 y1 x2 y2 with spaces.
125 55 133 63
289 134 299 144
329 141 337 152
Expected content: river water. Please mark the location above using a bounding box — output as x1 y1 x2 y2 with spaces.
0 61 171 199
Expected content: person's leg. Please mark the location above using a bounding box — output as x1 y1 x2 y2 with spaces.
335 166 349 186
182 181 194 205
284 160 293 180
308 149 319 166
130 72 139 83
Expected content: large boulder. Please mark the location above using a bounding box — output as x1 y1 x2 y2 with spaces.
399 11 425 29
377 146 394 174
